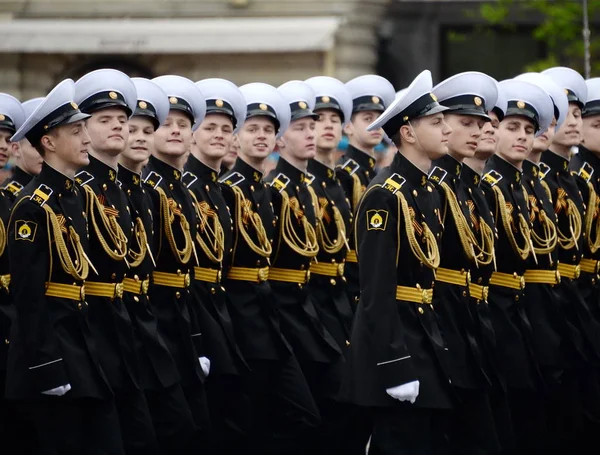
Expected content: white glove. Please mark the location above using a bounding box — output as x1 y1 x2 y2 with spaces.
199 357 211 377
42 383 72 397
386 380 420 404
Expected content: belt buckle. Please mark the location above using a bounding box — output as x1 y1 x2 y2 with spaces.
258 267 268 282
465 270 471 285
305 270 311 284
482 286 489 302
141 279 149 295
184 273 191 288
575 265 581 279
79 285 86 302
217 270 222 284
519 276 525 290
422 290 432 304
115 283 124 299
555 270 561 284
595 261 600 274
337 263 345 277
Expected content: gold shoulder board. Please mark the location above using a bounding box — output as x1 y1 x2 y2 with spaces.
219 171 245 187
382 173 406 195
4 181 23 195
143 171 163 189
482 170 503 187
337 158 360 176
428 166 448 186
30 184 53 207
182 171 198 188
74 170 94 186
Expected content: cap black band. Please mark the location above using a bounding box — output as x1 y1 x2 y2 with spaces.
289 101 318 121
352 95 385 113
206 99 236 127
26 102 83 145
505 100 540 131
79 90 132 116
583 100 600 117
133 100 160 130
0 115 15 134
491 106 505 122
381 93 444 137
314 95 344 122
440 94 490 119
246 103 280 131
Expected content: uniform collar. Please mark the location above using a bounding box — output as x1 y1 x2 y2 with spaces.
117 164 142 187
230 157 264 183
308 159 337 184
390 151 430 188
148 155 183 182
522 160 541 180
433 153 462 181
274 157 308 185
86 154 118 183
185 154 219 184
12 166 33 187
460 163 481 186
485 154 524 185
346 144 377 171
541 149 570 173
38 162 76 193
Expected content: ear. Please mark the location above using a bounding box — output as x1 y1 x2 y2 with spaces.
399 124 416 144
276 136 286 151
9 141 20 159
40 134 56 153
343 121 353 137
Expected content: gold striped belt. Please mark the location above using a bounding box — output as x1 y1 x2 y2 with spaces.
0 274 10 291
489 272 525 290
580 258 600 274
45 282 85 301
194 267 222 284
395 285 433 304
227 266 269 283
269 267 311 284
557 263 581 280
85 281 124 299
310 262 345 277
523 269 561 285
436 267 470 286
346 250 358 263
469 283 489 302
152 271 191 288
123 277 150 295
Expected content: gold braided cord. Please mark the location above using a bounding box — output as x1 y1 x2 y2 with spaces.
397 192 440 269
279 191 319 258
584 182 600 254
351 173 363 211
127 217 148 268
0 217 6 257
308 186 347 255
83 186 128 261
540 180 553 202
524 188 557 256
492 186 531 260
188 190 224 264
156 187 193 265
554 188 582 251
231 186 272 258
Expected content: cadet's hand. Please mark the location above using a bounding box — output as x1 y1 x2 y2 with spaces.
386 380 420 404
41 383 72 397
199 357 211 377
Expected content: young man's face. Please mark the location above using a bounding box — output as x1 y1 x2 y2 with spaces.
552 102 582 148
496 116 535 167
0 129 12 168
154 110 193 159
344 110 384 149
122 116 154 165
86 107 128 157
474 110 500 160
315 109 343 152
222 134 239 169
408 113 452 161
532 118 557 153
582 114 600 154
278 117 316 161
193 113 234 162
444 113 485 160
46 120 91 170
18 138 44 175
237 116 277 162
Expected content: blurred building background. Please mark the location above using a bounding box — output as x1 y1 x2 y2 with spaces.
0 0 597 98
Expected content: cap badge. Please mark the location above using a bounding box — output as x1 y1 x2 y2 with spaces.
322 96 330 103
372 96 380 105
70 102 78 110
299 101 307 109
215 99 224 108
138 101 147 109
564 89 569 95
259 103 268 111
109 91 118 100
517 101 526 109
0 114 5 121
474 96 482 106
169 97 178 105
430 93 438 102
403 115 409 121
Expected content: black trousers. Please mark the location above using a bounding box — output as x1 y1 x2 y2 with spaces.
114 388 160 455
246 357 321 455
506 388 547 455
16 396 125 455
145 382 203 455
369 407 450 455
1 375 36 455
182 381 212 452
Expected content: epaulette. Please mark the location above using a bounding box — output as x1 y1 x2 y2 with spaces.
270 173 291 193
382 173 406 195
219 171 245 187
482 170 503 187
4 180 23 196
303 173 315 185
74 170 94 186
143 171 163 189
577 161 594 183
30 184 53 207
428 166 448 186
538 162 551 179
182 171 198 188
337 158 360 176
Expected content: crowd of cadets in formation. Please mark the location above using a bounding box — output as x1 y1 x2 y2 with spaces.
0 65 599 455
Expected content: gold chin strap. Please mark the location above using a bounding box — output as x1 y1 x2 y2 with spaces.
231 186 272 258
188 190 224 264
83 186 128 262
492 185 531 261
308 186 346 255
156 187 193 265
584 182 600 254
278 191 319 258
554 187 582 251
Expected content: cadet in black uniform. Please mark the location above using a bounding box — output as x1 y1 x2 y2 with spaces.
74 68 160 455
7 78 125 454
482 79 554 454
344 70 454 454
185 77 251 454
119 77 201 454
337 75 395 307
144 75 212 442
220 82 320 455
430 72 501 454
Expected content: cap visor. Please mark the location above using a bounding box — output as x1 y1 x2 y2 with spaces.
421 105 449 117
65 112 91 124
445 108 491 121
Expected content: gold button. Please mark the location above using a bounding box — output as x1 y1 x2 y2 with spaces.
133 296 139 303
175 292 181 298
462 290 467 297
418 307 424 314
515 295 520 302
330 278 336 286
345 340 350 346
102 184 107 190
211 287 216 295
111 273 116 280
78 303 83 310
169 184 174 190
4 338 9 345
412 190 418 197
